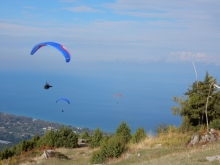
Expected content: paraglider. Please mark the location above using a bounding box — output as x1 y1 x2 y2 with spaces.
30 42 71 89
30 42 71 62
56 98 70 104
56 98 70 112
113 94 123 97
44 82 52 89
113 94 123 104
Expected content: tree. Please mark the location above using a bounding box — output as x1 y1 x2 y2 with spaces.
132 127 146 143
170 72 220 131
37 130 56 148
89 128 103 148
54 126 78 148
115 122 131 144
80 131 90 142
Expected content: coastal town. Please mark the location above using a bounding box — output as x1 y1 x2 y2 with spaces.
0 112 92 150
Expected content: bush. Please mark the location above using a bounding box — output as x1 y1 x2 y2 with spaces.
89 128 103 148
79 131 90 142
115 122 131 144
155 124 178 135
210 119 220 130
53 152 69 160
90 150 106 164
0 148 14 160
132 127 146 144
54 126 78 148
104 136 126 158
37 130 56 148
90 135 127 164
37 126 78 149
179 116 193 133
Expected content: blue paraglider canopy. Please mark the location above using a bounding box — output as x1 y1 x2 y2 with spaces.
30 42 71 62
56 98 70 104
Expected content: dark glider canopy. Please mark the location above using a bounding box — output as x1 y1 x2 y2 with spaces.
56 98 70 104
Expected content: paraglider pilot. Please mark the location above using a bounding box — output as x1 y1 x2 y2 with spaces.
44 82 52 89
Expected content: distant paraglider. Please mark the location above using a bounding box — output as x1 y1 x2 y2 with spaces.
30 42 71 62
44 82 52 90
56 98 70 104
56 98 70 112
113 94 123 104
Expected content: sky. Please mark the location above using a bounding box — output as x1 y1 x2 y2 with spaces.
1 0 220 66
0 0 220 132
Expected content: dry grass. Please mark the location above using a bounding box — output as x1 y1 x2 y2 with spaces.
2 132 220 165
129 131 190 151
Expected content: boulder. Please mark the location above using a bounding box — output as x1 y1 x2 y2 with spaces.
40 150 55 159
206 155 220 162
186 129 220 147
188 134 200 146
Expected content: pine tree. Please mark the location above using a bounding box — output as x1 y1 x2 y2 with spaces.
89 128 103 148
115 122 131 144
171 72 220 131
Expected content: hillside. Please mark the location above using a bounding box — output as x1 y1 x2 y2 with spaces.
0 112 95 150
1 134 220 165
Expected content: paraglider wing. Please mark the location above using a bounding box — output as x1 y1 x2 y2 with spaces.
113 94 123 97
30 42 71 62
56 98 70 104
113 94 123 104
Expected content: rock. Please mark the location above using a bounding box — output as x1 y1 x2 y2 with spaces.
186 129 220 147
206 155 220 162
125 153 131 159
188 134 200 146
155 144 162 148
202 145 206 148
40 150 55 159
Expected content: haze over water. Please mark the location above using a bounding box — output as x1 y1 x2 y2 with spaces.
2 61 218 133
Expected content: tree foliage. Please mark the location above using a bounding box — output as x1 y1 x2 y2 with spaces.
132 127 146 143
114 122 131 144
89 128 103 148
0 126 78 160
171 72 220 131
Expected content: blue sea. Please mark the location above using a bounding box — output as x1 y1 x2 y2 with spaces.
1 61 217 134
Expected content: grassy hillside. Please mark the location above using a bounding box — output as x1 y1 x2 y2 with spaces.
1 131 220 165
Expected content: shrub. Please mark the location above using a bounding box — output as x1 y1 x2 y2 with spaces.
90 150 106 164
155 124 169 135
179 116 195 133
54 126 78 148
132 127 146 144
37 130 56 148
115 122 131 144
37 126 78 149
90 135 127 164
210 119 220 130
89 128 103 148
53 152 69 160
79 131 90 142
104 136 126 158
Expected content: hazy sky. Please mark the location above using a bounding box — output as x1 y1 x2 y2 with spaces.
1 0 220 132
0 0 220 69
